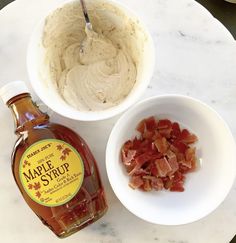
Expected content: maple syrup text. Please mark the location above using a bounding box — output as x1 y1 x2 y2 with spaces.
23 160 70 186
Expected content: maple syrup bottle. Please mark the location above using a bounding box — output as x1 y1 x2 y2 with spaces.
0 81 108 238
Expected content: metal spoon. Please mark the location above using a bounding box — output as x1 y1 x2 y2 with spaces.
80 0 93 31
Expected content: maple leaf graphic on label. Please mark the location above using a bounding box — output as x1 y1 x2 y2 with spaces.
23 160 30 168
62 148 71 156
28 183 33 190
33 182 41 190
60 155 66 161
56 145 63 151
36 191 41 198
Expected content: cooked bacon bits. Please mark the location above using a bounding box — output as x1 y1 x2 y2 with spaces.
121 117 198 192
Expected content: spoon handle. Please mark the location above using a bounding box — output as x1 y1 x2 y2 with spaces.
80 0 90 25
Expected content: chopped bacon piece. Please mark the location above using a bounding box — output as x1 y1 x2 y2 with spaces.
152 130 162 140
166 150 177 163
150 164 159 176
185 147 196 162
128 164 141 176
139 139 150 151
143 130 154 140
176 152 185 162
145 116 157 131
128 152 153 176
179 129 190 139
182 134 198 144
132 137 142 149
184 147 197 170
133 168 150 176
159 128 172 138
124 160 136 174
163 177 173 189
180 159 192 168
170 181 184 192
178 129 198 144
143 176 164 191
172 122 180 130
179 164 191 174
157 119 172 129
121 149 136 166
135 152 153 165
150 152 163 160
143 178 152 191
122 140 133 153
121 116 198 193
173 171 185 182
151 178 164 191
173 141 188 153
166 150 179 173
136 119 146 133
170 144 179 153
155 158 172 177
154 137 168 153
171 122 181 138
129 176 144 189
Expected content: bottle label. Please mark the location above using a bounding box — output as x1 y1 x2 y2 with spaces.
19 139 84 207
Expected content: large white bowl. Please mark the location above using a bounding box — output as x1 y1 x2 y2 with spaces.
27 0 155 121
106 95 236 225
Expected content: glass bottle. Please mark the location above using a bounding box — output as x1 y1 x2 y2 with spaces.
0 81 107 238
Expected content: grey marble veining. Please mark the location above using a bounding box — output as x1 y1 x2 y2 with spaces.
0 0 236 243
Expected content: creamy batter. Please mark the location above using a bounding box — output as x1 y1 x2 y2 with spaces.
42 0 139 111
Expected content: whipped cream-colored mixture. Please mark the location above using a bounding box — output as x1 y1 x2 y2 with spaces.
42 1 141 111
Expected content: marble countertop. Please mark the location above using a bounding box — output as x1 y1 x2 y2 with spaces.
0 0 236 242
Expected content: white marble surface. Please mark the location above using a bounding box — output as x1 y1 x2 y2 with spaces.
0 0 236 242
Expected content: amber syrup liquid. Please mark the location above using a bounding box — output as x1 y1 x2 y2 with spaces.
9 93 107 238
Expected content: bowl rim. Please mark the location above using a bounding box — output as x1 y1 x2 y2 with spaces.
26 0 156 121
106 94 236 225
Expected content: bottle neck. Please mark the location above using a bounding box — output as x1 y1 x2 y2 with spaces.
7 93 49 134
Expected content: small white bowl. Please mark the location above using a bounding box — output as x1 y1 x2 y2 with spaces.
106 95 236 225
27 0 155 121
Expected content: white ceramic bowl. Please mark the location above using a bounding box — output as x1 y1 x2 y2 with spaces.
27 0 155 121
106 95 236 225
